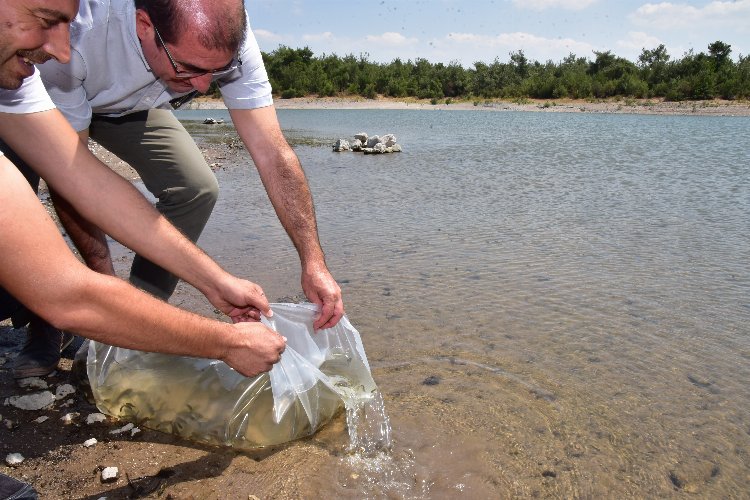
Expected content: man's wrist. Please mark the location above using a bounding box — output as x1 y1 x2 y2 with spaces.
209 322 242 362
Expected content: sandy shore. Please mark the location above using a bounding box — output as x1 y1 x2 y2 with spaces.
190 95 750 116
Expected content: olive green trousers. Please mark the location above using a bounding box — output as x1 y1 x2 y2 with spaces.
88 108 219 299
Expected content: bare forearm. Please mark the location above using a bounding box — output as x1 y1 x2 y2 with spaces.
229 106 344 327
59 273 235 359
260 147 326 265
50 187 115 275
0 110 230 297
230 107 326 267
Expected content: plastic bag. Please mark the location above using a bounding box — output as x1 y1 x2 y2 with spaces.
86 303 378 449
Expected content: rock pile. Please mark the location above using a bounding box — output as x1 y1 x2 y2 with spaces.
333 132 402 154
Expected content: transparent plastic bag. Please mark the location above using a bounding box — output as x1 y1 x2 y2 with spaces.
86 303 378 449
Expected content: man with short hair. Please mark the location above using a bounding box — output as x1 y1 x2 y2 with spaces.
0 0 286 494
8 0 344 377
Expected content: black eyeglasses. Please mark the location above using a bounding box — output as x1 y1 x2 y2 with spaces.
153 25 241 79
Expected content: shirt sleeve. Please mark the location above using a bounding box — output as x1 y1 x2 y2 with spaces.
0 69 55 114
216 15 274 110
38 48 93 131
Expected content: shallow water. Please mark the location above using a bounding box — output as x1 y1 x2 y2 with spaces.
113 108 750 497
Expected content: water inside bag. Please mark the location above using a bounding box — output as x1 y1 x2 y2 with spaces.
86 303 392 451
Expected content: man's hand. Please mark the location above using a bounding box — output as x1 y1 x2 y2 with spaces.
301 263 344 330
222 322 286 377
205 274 273 323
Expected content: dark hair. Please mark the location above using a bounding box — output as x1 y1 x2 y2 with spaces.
135 0 246 52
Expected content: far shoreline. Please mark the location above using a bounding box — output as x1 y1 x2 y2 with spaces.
188 95 750 117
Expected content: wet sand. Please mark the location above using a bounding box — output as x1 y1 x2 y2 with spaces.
0 141 307 499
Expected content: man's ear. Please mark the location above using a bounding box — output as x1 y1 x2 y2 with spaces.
134 9 152 40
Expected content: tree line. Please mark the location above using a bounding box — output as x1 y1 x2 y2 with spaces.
211 41 748 102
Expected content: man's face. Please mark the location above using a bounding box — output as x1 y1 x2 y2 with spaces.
0 0 77 89
135 9 235 94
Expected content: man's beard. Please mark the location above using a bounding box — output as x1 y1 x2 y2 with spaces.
0 49 53 89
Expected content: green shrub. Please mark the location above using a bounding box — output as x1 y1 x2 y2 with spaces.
280 88 298 99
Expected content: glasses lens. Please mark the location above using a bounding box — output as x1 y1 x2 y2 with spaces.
174 61 239 79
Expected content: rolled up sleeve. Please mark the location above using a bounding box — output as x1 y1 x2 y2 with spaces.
217 20 273 110
38 50 93 131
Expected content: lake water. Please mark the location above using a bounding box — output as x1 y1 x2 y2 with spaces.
126 108 749 497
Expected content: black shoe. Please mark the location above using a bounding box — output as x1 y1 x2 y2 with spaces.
11 320 74 379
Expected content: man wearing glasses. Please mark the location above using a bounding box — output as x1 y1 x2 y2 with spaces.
7 0 344 378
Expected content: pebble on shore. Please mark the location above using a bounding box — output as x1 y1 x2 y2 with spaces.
5 453 24 467
101 466 119 483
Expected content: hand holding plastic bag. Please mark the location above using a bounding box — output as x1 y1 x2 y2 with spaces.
87 303 378 450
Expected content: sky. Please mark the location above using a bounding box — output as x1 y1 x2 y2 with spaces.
245 0 750 67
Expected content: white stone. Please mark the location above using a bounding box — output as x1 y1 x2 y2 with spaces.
131 427 141 437
5 453 24 466
333 139 351 152
5 391 55 410
101 466 119 482
17 377 48 390
34 416 49 424
381 133 397 147
83 438 98 448
86 413 107 425
110 423 134 435
354 132 368 143
55 384 76 400
61 412 80 424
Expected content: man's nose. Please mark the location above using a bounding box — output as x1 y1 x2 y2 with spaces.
188 74 213 94
44 23 72 64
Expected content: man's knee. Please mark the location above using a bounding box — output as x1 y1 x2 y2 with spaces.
155 167 219 243
161 167 219 211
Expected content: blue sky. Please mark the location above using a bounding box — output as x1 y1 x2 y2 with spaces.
245 0 750 66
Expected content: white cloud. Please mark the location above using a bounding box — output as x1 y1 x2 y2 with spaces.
302 32 336 42
615 31 664 60
512 0 598 11
364 32 420 47
629 1 750 30
438 32 596 63
253 29 283 43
